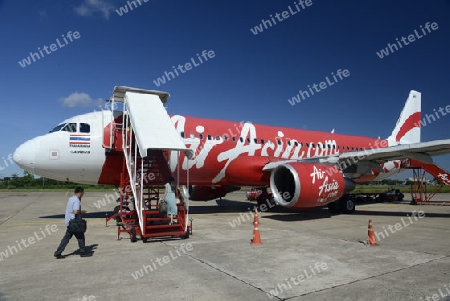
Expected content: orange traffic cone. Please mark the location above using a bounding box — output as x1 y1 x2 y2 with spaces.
251 208 263 245
367 219 379 246
252 206 260 225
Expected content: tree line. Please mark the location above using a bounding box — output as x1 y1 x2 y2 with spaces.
0 172 114 189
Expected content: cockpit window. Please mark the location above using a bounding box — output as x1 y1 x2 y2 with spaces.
61 123 77 133
49 124 65 133
80 123 90 133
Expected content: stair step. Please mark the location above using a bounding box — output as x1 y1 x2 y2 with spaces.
143 230 186 238
146 217 171 221
146 224 181 230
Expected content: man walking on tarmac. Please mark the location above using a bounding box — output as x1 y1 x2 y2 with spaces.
54 187 91 258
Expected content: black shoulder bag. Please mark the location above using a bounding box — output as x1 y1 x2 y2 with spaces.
68 208 87 234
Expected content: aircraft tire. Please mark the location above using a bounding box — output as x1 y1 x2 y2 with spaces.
340 196 355 214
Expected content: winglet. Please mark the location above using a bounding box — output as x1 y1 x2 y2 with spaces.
387 90 421 145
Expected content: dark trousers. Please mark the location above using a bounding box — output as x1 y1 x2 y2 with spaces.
54 227 85 256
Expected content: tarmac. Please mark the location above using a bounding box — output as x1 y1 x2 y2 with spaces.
0 190 449 301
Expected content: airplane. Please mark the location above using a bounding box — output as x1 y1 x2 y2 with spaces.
13 87 450 214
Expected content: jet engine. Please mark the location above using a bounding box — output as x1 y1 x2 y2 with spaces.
270 163 355 209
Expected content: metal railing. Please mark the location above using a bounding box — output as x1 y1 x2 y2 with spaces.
121 106 145 234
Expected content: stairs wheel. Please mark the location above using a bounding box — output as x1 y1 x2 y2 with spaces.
130 228 137 243
182 228 190 239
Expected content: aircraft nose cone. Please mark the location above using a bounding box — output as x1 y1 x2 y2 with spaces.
14 140 36 173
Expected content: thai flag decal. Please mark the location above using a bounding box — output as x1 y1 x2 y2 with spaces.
70 134 91 146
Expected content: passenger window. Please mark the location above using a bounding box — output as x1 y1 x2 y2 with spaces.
247 138 250 143
232 136 236 142
80 123 90 133
207 135 212 140
277 140 282 145
287 140 291 146
181 132 185 138
261 139 265 144
240 137 244 142
62 123 77 133
216 135 220 140
224 135 229 141
294 141 298 147
254 138 258 144
199 134 204 140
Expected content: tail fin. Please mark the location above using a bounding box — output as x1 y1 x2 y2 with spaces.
387 90 421 145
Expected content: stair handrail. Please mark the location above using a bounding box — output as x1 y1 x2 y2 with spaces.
121 104 145 234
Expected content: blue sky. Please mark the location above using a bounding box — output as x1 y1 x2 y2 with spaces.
1 0 450 178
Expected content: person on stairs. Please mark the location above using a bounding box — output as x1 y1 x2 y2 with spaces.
162 176 177 225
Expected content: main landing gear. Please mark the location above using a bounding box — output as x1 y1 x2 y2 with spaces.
256 193 277 210
327 195 355 214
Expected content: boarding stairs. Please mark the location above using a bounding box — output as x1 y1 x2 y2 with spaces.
402 158 450 204
105 86 194 242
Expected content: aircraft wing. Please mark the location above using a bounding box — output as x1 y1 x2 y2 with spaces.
262 139 450 171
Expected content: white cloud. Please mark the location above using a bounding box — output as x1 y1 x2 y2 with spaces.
74 0 115 19
59 92 103 108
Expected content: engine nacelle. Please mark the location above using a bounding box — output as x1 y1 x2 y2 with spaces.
270 163 355 209
188 185 240 201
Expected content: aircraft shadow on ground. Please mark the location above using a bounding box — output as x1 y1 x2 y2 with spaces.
262 209 333 222
188 198 294 214
351 210 450 218
40 212 114 219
